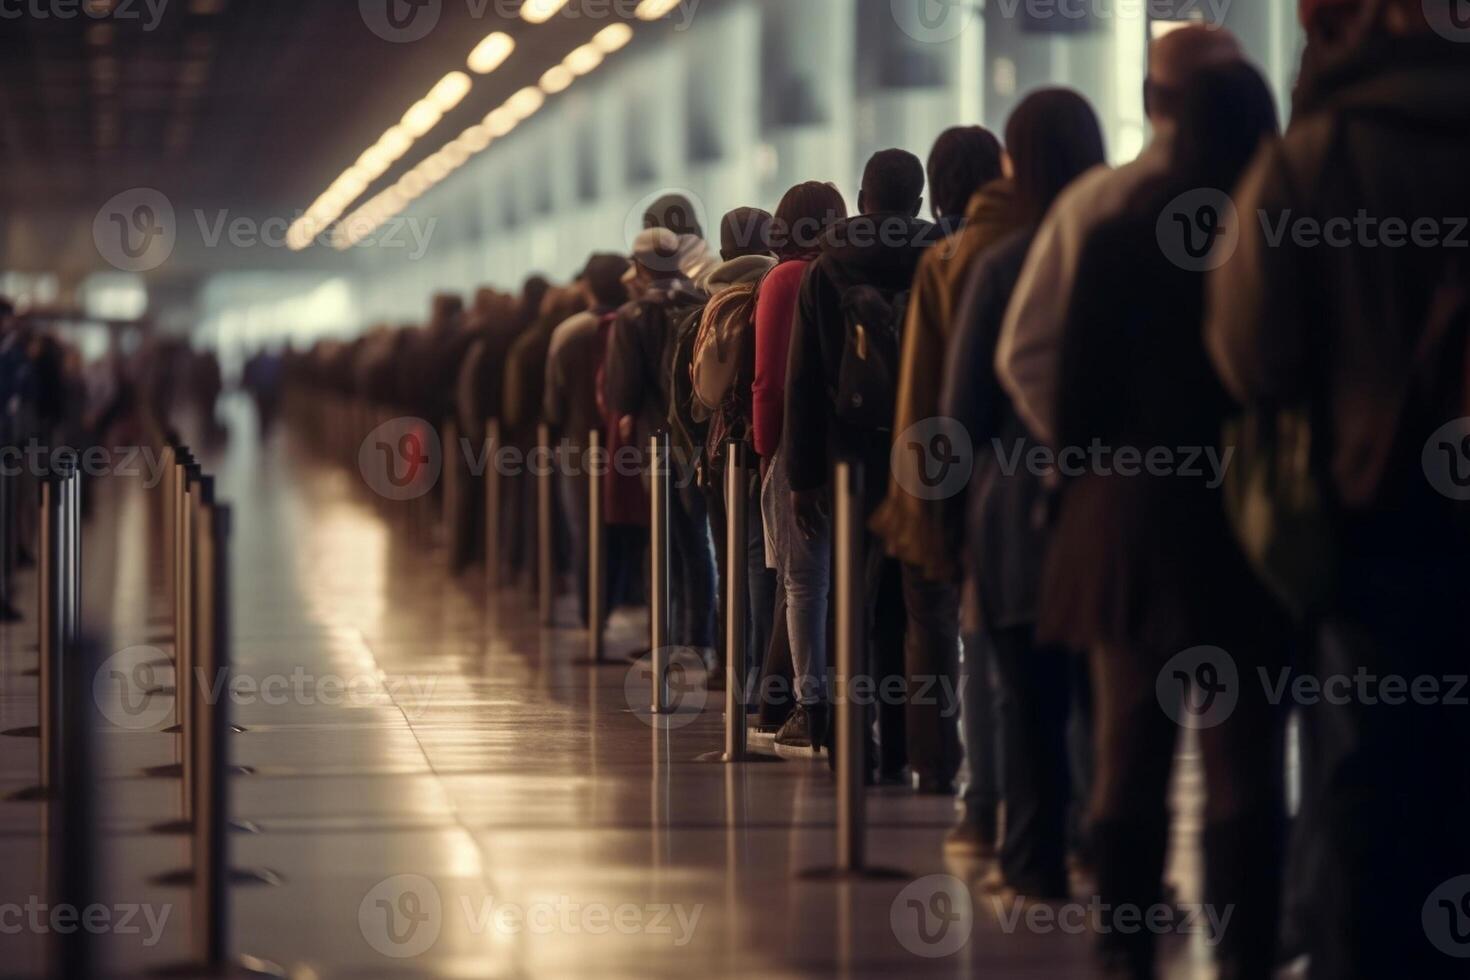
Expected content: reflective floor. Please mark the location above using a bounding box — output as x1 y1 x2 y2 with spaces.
0 399 1223 978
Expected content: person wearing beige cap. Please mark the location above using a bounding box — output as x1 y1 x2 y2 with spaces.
994 23 1245 447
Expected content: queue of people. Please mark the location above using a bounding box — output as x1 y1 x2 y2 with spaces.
278 5 1468 977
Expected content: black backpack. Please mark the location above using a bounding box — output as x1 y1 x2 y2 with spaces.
833 283 909 432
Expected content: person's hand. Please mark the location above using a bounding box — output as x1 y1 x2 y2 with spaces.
618 414 635 442
792 487 829 541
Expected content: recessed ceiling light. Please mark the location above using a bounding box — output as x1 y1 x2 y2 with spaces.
467 32 515 75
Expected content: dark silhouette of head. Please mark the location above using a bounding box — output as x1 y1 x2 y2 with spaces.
770 181 849 260
926 126 1004 221
518 276 551 326
580 253 633 309
858 148 925 217
1171 60 1280 193
643 193 703 238
719 207 774 261
1144 25 1244 126
1004 89 1108 225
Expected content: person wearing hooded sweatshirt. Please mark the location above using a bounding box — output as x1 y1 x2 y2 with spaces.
942 88 1107 883
779 150 938 770
606 205 718 659
870 126 1011 798
1208 4 1470 975
677 208 777 691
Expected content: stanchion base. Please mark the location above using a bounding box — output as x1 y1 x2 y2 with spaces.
150 953 286 978
148 867 284 888
693 750 783 764
3 784 53 801
0 725 40 738
147 818 262 835
143 763 254 778
796 865 911 881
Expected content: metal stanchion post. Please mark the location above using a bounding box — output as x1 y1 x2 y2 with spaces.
537 422 554 627
587 429 605 664
154 489 282 974
724 444 750 761
799 462 904 879
4 468 68 796
484 418 501 594
649 432 671 714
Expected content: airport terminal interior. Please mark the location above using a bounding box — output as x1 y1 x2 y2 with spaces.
3 0 1469 977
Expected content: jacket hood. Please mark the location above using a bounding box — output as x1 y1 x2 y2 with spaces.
701 254 777 293
1301 32 1470 128
818 213 937 290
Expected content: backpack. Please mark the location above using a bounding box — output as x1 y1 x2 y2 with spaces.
665 301 711 471
691 281 761 416
833 283 908 432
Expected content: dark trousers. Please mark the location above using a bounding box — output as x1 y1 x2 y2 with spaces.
1089 638 1286 979
900 564 962 786
709 472 777 693
1303 559 1470 979
756 579 793 727
957 630 1000 829
865 549 907 779
605 524 645 614
559 470 590 625
669 480 715 648
990 624 1072 897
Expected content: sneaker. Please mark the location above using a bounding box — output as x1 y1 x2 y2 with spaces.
943 819 998 860
774 703 828 758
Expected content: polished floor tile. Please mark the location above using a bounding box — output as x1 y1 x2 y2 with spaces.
0 400 1218 978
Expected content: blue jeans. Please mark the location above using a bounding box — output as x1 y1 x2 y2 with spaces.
761 450 829 707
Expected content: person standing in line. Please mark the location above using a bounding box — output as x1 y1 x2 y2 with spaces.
943 88 1107 887
1208 3 1470 975
1045 63 1285 979
545 254 633 627
778 151 936 772
994 24 1245 446
871 125 1010 800
751 181 849 735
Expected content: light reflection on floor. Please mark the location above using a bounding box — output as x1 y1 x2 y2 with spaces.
0 398 1224 978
